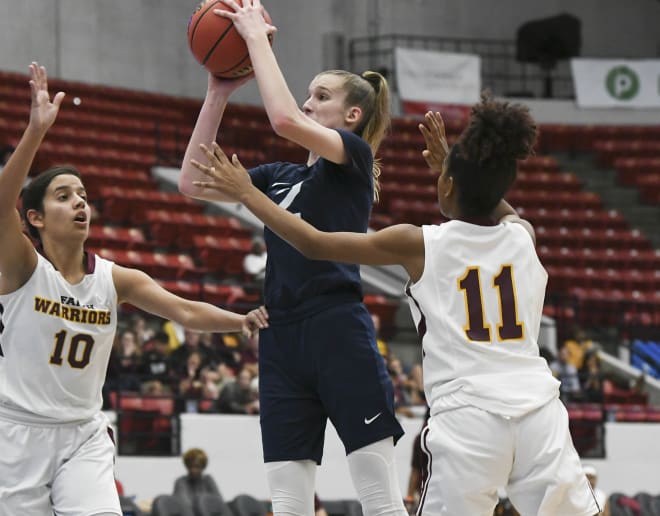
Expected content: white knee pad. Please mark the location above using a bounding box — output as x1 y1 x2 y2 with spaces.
264 460 316 516
347 438 407 516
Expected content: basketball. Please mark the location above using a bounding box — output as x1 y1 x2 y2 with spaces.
187 0 273 79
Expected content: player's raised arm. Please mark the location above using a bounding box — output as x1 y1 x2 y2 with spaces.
215 1 375 166
179 73 255 202
0 63 65 292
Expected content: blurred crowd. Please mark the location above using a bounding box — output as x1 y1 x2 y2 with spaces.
103 312 425 418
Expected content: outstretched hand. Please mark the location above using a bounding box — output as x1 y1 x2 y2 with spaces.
28 62 65 134
243 305 269 337
215 0 277 42
190 142 253 201
418 111 449 173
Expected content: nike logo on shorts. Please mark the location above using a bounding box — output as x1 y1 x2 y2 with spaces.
364 412 382 425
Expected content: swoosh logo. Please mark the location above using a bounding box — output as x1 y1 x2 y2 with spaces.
364 412 382 425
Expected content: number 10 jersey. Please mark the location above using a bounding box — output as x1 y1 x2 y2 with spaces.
406 220 560 418
0 251 117 424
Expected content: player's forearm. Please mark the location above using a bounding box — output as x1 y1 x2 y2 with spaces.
245 34 301 135
178 301 245 333
179 93 229 197
0 125 46 215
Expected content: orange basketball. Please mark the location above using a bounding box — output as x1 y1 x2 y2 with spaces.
187 0 273 79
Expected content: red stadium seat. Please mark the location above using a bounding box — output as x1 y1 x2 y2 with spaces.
192 235 253 276
87 225 152 251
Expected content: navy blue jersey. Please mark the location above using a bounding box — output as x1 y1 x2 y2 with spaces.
249 129 373 318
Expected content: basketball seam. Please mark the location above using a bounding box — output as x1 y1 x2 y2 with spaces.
188 0 222 47
202 24 237 66
216 53 251 74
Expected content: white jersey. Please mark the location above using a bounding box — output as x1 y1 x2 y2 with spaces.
0 251 117 423
407 220 559 418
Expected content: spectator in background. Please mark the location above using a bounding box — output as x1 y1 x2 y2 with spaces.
108 329 143 392
170 328 215 375
173 448 222 508
127 313 155 349
387 354 414 417
579 349 605 403
239 331 260 377
371 313 389 359
563 326 596 371
243 235 267 302
162 318 185 353
209 332 243 373
243 235 267 283
197 361 236 404
140 331 176 393
583 464 609 515
178 350 205 402
215 367 259 415
550 346 582 402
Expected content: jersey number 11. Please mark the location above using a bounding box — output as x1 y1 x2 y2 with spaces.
458 265 524 343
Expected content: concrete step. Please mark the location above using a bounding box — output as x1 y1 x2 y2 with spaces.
552 152 658 250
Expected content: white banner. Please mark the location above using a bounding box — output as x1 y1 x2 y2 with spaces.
395 47 481 106
571 58 660 108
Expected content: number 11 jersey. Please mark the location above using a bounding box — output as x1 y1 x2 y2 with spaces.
406 220 559 418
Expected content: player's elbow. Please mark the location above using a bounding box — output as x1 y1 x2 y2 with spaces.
297 235 330 261
178 176 195 198
270 112 302 140
178 177 206 201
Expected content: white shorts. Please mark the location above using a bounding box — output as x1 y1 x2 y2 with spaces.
0 412 121 516
418 399 600 516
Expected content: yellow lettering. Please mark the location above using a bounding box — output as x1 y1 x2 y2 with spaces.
34 297 52 313
48 302 61 317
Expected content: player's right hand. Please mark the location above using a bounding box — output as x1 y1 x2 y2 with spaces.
28 62 65 134
419 111 449 173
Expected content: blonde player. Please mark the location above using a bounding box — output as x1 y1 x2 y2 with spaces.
191 94 601 515
0 63 267 516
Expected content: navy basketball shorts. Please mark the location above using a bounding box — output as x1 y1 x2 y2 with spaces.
259 301 404 464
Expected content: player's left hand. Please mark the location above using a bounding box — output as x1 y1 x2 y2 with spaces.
419 111 449 173
191 142 252 200
243 305 269 337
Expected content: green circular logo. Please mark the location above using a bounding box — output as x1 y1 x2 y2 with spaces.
605 66 640 100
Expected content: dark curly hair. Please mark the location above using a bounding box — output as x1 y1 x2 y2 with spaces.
447 91 537 217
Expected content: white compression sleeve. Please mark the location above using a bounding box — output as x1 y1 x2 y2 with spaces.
346 437 408 516
264 460 317 516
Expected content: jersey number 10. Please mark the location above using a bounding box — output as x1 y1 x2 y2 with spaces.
458 265 524 343
49 330 95 369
